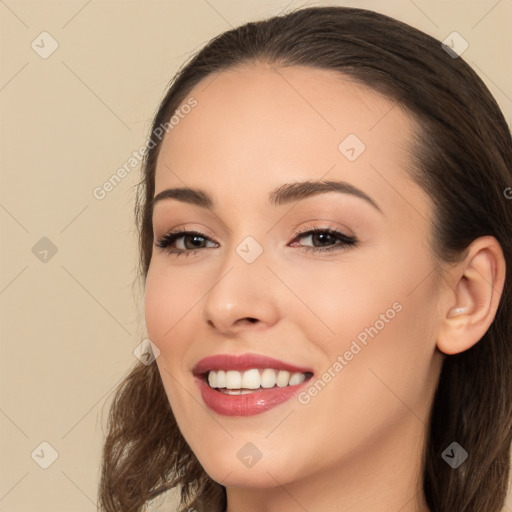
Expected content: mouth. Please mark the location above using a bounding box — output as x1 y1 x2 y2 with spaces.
202 368 314 394
192 353 314 416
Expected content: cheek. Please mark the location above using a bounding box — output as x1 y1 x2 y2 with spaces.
289 243 438 399
144 265 198 409
144 266 167 344
316 278 438 431
144 263 191 355
275 255 399 351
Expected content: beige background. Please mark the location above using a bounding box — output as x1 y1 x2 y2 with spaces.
0 1 511 511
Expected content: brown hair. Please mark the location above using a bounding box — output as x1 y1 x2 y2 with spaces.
98 6 512 511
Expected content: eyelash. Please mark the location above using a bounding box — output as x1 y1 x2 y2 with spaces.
155 226 358 258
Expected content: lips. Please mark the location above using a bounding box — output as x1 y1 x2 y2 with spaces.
192 353 314 416
192 353 314 375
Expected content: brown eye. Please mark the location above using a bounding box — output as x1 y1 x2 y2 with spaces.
155 230 218 256
290 228 357 253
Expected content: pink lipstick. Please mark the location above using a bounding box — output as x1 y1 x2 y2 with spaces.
192 353 314 416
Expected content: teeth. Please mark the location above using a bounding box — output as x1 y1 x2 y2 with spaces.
207 368 308 390
289 372 306 386
261 368 276 388
207 369 228 388
241 369 260 389
225 370 242 389
216 370 226 388
276 370 291 387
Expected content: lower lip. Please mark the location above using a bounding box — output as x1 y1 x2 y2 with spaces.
194 375 311 416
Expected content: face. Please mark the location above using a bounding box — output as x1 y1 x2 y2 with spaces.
145 64 446 490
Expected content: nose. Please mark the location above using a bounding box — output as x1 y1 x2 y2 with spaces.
201 240 281 336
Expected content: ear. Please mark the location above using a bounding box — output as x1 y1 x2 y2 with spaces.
437 236 506 355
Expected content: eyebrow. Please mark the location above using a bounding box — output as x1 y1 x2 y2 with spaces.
151 179 383 214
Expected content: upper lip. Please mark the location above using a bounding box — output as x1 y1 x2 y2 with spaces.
192 353 314 376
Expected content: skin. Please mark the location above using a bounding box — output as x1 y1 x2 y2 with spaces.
144 63 506 512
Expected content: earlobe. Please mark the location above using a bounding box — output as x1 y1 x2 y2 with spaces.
436 236 506 356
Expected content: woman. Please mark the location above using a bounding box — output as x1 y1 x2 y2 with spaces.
99 6 512 512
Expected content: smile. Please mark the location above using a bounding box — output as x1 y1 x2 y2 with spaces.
193 353 314 416
208 368 310 393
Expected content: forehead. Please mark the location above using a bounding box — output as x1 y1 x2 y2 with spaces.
154 63 427 219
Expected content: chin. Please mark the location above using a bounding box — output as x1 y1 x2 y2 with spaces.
193 445 307 489
205 463 287 489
